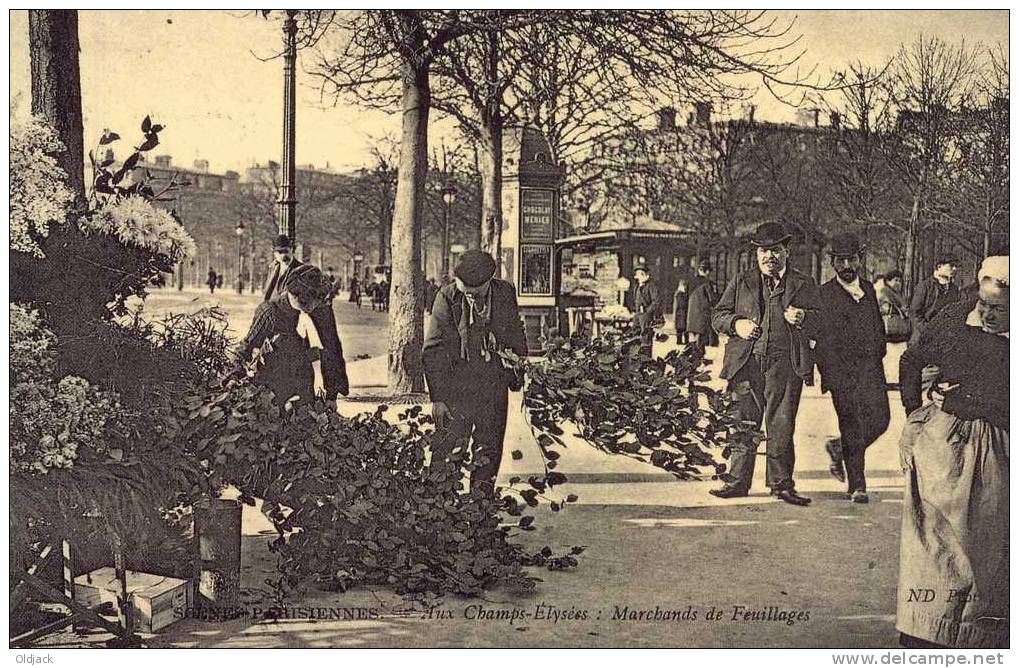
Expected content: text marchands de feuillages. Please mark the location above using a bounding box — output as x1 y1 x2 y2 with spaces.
422 602 811 626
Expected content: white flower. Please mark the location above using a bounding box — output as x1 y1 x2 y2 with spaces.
84 195 197 261
9 117 74 258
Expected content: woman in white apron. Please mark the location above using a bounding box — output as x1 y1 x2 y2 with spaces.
896 256 1009 649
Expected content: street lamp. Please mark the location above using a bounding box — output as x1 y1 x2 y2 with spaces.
235 222 245 294
439 180 458 279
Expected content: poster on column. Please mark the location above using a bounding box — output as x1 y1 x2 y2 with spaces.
520 189 555 242
520 244 553 296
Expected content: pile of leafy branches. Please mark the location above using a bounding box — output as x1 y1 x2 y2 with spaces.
159 377 580 603
518 332 760 482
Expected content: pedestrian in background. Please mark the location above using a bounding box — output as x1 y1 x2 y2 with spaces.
207 269 218 294
673 279 689 345
876 269 910 342
686 259 718 355
425 277 439 314
349 275 362 308
631 264 662 359
909 251 960 346
815 233 889 503
263 234 301 302
709 222 820 506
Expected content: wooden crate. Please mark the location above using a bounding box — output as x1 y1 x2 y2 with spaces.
74 567 191 633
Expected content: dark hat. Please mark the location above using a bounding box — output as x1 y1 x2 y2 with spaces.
749 222 792 247
272 234 294 251
281 263 332 301
697 259 712 271
828 232 864 257
633 264 649 275
935 251 959 266
454 250 497 287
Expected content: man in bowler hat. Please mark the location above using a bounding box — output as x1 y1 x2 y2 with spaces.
710 222 820 506
422 250 528 495
814 233 889 503
263 234 301 302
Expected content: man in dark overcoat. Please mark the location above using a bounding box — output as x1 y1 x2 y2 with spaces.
631 265 661 358
710 222 820 506
686 259 718 353
262 234 348 399
908 251 960 346
815 233 890 503
422 250 528 495
263 234 301 302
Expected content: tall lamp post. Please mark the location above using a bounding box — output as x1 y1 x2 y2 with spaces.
439 180 457 279
278 10 298 242
248 235 256 293
235 222 245 294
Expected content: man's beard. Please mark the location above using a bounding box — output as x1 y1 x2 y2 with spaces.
836 268 857 282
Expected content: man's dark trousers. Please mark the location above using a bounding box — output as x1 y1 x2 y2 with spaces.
431 382 509 496
830 362 889 493
726 352 803 492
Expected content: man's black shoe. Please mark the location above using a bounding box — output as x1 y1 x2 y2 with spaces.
709 487 748 499
775 489 811 506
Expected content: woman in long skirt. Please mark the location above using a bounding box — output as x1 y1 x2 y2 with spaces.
896 256 1009 649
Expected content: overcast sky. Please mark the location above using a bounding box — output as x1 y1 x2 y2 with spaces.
9 10 1008 175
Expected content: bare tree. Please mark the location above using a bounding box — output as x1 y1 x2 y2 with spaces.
943 45 1008 259
816 61 905 265
309 10 542 393
430 10 827 257
885 35 984 290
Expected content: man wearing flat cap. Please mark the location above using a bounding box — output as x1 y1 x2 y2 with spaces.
422 250 528 495
814 233 889 503
710 222 820 506
909 250 960 346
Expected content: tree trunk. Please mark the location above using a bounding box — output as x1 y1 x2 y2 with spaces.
472 144 484 250
478 31 504 268
478 112 504 264
29 10 85 206
377 201 391 267
387 58 429 394
983 192 992 259
904 194 920 300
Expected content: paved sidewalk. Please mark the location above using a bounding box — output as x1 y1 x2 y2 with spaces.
43 332 908 648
